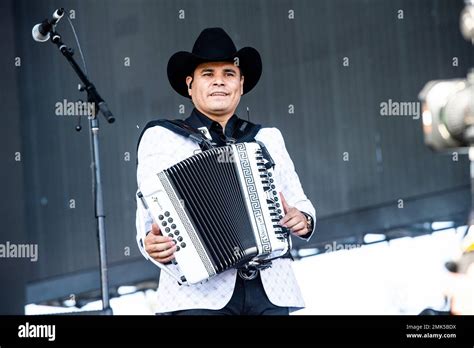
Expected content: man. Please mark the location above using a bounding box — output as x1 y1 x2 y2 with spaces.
136 28 316 315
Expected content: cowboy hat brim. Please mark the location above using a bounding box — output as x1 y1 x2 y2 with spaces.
167 47 262 98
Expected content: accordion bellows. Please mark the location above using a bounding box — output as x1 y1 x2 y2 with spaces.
138 142 290 285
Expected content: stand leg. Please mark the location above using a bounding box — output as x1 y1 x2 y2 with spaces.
90 117 111 312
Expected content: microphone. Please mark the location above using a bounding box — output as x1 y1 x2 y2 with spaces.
98 101 115 123
32 8 65 42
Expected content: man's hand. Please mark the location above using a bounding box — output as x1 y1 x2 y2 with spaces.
279 192 311 237
144 223 177 264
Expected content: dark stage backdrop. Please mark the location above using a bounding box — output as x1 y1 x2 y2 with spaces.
1 0 473 311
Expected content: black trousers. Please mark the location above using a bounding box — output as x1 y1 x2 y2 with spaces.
168 272 289 316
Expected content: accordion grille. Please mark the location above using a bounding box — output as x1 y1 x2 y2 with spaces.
164 146 257 274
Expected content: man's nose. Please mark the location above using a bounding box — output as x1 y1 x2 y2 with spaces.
212 75 225 85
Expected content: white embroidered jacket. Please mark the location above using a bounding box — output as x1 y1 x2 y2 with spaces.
136 124 316 313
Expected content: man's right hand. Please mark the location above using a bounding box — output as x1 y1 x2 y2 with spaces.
144 223 177 264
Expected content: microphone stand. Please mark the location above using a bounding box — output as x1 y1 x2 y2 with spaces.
49 29 114 314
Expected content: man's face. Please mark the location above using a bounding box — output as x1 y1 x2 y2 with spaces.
186 61 244 117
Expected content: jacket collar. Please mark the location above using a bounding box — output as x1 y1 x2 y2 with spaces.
185 108 238 137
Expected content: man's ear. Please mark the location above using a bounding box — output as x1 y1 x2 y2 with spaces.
185 76 193 96
240 75 245 95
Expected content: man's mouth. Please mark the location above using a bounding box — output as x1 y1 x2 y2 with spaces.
209 92 229 97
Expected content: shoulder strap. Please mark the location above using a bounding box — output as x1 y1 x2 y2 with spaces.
136 118 268 165
167 119 215 150
231 118 262 144
136 119 214 153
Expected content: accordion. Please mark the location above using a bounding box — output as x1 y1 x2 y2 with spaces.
137 142 290 285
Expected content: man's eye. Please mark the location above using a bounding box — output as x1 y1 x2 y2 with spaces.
203 73 212 76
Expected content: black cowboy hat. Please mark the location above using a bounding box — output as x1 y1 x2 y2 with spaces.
167 27 262 98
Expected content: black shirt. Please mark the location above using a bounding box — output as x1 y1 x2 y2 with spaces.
185 108 240 146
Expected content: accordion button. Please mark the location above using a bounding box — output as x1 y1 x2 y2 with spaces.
174 230 180 236
275 203 280 207
162 221 167 226
180 242 186 248
171 224 177 229
165 227 170 233
168 233 173 238
177 236 183 242
176 246 180 252
158 215 164 220
168 218 173 223
164 211 170 217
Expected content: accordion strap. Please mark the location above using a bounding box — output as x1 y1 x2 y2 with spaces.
137 119 215 152
231 118 262 143
137 117 264 152
137 118 277 171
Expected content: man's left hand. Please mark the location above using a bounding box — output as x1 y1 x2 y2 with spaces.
279 192 311 237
